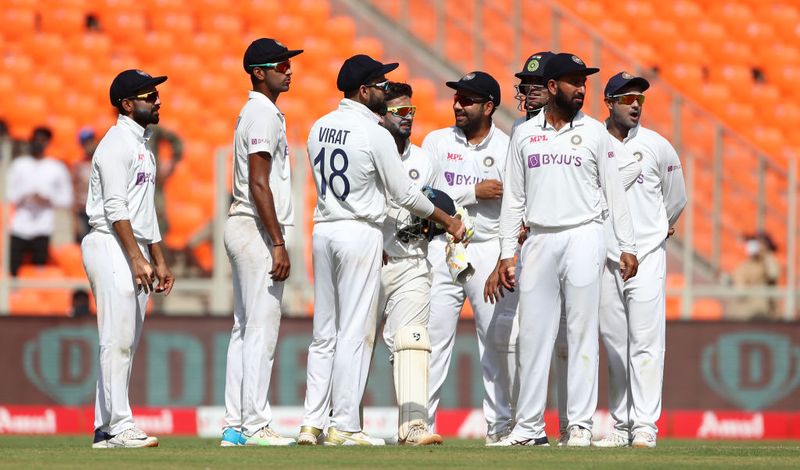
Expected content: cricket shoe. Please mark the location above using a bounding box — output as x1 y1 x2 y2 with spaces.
632 431 656 448
592 433 630 448
324 427 385 446
220 428 247 447
91 429 112 449
400 424 443 446
566 425 591 447
484 427 512 445
486 433 550 447
245 426 296 446
297 426 323 446
107 428 158 448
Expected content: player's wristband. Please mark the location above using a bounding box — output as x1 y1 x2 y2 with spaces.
273 242 285 247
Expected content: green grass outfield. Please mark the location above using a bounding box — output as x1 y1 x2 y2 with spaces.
0 437 798 469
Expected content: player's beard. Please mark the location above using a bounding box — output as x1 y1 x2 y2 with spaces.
386 119 412 141
133 106 160 126
554 86 583 117
366 91 388 116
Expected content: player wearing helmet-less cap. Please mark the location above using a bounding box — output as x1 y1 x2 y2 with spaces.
220 38 303 448
592 72 686 449
84 69 173 449
300 55 465 446
422 71 515 443
376 82 444 446
492 53 638 447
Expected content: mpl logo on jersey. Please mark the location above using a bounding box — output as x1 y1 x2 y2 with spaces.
527 153 582 169
702 332 800 410
443 171 482 186
446 152 463 161
529 135 548 143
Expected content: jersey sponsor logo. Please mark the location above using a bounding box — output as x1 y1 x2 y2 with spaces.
251 138 267 145
135 172 155 185
668 164 682 172
527 153 582 169
608 151 615 159
529 135 548 143
446 152 463 161
443 171 483 186
570 135 582 145
409 169 420 180
483 156 494 167
138 153 145 161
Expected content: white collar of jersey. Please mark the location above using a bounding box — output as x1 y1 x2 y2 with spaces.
339 98 380 123
248 90 283 119
117 114 151 143
453 122 497 149
400 139 412 158
534 107 586 133
623 123 641 143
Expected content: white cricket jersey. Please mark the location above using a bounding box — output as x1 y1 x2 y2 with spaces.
605 124 687 261
6 155 73 239
229 91 293 226
423 123 509 243
307 99 434 225
85 116 161 243
382 142 437 259
500 109 636 259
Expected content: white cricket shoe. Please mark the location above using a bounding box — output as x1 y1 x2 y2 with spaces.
401 423 443 446
297 425 323 446
566 425 591 447
486 433 550 447
245 426 297 446
632 431 656 448
592 433 630 448
324 427 385 446
107 428 158 448
484 427 511 445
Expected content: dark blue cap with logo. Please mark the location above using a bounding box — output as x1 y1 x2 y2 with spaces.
337 54 399 92
446 71 501 106
542 53 599 82
516 51 555 79
243 38 303 73
109 69 167 106
604 71 651 97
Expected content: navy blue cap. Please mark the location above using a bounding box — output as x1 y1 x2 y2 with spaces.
78 127 95 144
337 54 399 92
516 51 555 79
109 69 167 106
604 71 650 97
243 38 303 73
542 53 599 82
446 71 501 106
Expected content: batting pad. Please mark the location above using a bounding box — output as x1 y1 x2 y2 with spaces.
393 325 432 440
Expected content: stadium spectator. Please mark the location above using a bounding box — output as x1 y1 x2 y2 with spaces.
728 232 781 320
5 126 73 276
148 125 183 235
70 289 91 318
72 127 97 242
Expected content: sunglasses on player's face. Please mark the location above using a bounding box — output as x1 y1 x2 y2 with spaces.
386 105 416 118
365 79 391 93
127 90 159 103
453 94 488 107
251 60 292 74
611 93 645 105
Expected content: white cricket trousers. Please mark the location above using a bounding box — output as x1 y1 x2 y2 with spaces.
380 256 431 351
223 215 285 436
600 246 666 437
82 230 149 435
303 220 382 432
513 222 605 439
427 237 514 435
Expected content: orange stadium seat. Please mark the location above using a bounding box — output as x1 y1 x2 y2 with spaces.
692 298 723 321
39 8 86 35
50 244 86 278
0 8 37 40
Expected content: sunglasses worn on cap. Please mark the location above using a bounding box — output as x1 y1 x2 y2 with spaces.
365 79 391 92
610 93 645 105
127 90 159 103
454 94 488 107
386 105 416 118
251 60 291 74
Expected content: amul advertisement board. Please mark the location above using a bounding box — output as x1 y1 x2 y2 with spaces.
1 317 799 411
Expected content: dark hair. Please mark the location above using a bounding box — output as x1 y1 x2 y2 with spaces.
31 126 53 141
385 82 412 102
0 119 8 137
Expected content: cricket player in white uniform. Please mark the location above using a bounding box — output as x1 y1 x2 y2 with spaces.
493 53 639 447
593 72 687 449
83 69 174 449
377 82 445 446
422 71 515 441
220 38 302 448
300 55 465 446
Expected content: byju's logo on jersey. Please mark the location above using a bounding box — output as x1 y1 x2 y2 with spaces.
528 153 582 169
135 172 155 185
444 171 482 186
251 138 267 145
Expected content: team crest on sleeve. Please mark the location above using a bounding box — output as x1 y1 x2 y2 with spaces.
409 169 420 180
633 151 643 161
483 156 495 167
570 135 582 146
